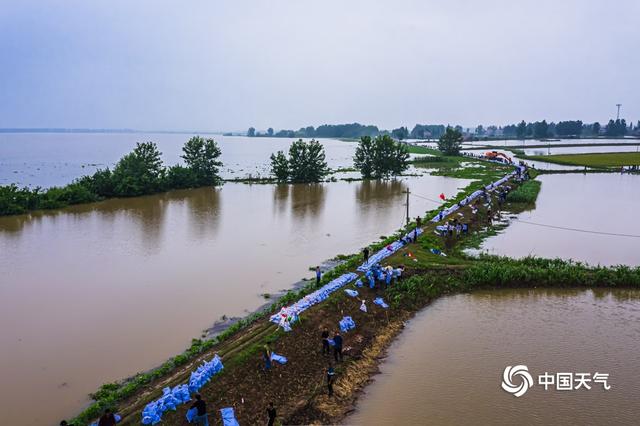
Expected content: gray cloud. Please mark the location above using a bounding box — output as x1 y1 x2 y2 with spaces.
1 0 638 131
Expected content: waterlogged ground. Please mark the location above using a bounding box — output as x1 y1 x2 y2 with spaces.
474 173 640 266
0 133 358 187
0 174 470 425
349 289 640 426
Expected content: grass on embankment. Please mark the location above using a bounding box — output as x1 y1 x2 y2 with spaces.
522 152 640 168
506 180 541 204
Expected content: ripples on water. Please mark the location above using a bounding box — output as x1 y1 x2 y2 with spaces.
349 289 640 426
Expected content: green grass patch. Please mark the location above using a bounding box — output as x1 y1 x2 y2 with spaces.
506 180 541 204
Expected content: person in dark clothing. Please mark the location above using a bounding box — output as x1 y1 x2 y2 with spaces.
333 332 343 362
316 266 322 286
191 394 209 426
327 366 336 397
60 422 70 426
321 328 330 355
263 344 272 372
363 247 370 264
97 409 117 426
267 402 277 426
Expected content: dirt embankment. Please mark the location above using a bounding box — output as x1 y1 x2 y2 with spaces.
116 270 442 425
105 172 525 426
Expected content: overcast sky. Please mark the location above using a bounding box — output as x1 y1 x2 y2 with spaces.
1 0 638 131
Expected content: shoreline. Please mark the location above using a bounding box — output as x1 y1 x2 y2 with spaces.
65 166 640 425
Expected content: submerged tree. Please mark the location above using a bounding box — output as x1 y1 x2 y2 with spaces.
270 151 289 182
181 136 223 186
437 127 463 155
111 142 165 196
354 135 409 179
269 139 329 183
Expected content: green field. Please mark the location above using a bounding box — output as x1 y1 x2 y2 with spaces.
527 152 640 167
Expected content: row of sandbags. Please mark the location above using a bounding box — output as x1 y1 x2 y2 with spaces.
141 355 224 425
430 168 522 224
270 272 358 331
357 228 424 273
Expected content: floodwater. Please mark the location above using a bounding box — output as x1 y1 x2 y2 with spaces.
349 289 640 426
0 174 469 425
475 173 640 266
464 137 638 147
0 133 358 188
524 144 640 156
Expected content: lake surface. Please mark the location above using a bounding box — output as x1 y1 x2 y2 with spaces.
463 137 639 148
524 145 640 156
0 133 358 188
349 289 640 426
0 173 469 425
474 173 640 266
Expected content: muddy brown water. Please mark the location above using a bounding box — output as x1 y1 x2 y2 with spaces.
474 173 640 266
0 175 468 425
348 288 640 426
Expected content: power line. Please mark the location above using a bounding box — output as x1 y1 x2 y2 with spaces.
513 218 640 238
409 192 444 205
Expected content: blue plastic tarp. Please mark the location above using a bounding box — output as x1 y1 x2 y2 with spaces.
340 316 356 332
270 352 288 364
345 289 358 297
374 297 389 309
220 407 240 426
186 407 197 423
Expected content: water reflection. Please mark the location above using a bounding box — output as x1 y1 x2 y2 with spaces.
289 183 326 221
182 188 221 241
355 179 405 206
351 289 640 426
0 174 471 425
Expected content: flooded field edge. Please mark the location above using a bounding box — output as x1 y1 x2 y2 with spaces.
89 172 640 426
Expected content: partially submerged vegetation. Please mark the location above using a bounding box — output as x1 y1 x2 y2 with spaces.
506 179 542 204
353 135 410 178
0 137 223 216
65 166 640 426
269 139 329 183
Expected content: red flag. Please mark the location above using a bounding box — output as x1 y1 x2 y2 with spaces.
439 193 446 201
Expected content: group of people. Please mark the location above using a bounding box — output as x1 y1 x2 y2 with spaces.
188 393 278 426
439 218 469 237
365 263 404 289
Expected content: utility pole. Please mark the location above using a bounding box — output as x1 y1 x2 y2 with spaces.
616 103 622 120
404 188 410 228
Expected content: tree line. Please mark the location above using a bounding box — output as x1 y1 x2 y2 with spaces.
249 118 640 141
248 123 379 139
0 137 223 216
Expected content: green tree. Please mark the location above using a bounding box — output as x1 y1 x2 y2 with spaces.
391 126 409 140
269 151 289 181
592 122 601 135
111 142 165 196
437 127 463 155
269 139 328 183
354 135 409 178
353 136 376 178
267 128 274 137
533 120 549 139
181 136 223 186
247 127 256 137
